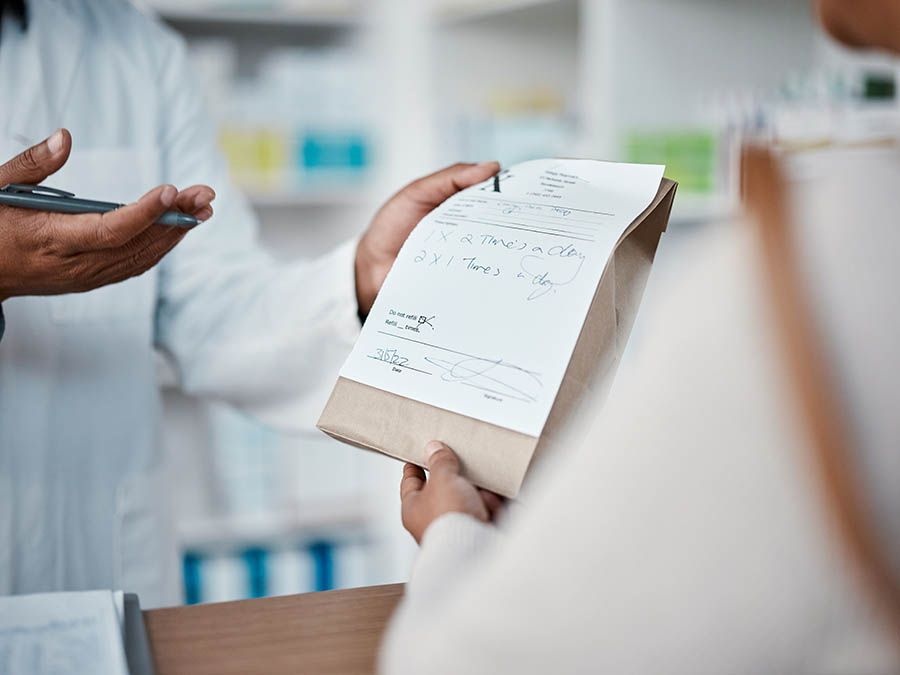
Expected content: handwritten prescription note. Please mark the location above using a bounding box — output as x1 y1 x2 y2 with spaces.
341 159 664 437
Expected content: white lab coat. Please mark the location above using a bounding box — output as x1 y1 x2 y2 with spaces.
0 0 360 607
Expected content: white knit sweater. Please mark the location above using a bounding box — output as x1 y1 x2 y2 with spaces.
378 148 900 674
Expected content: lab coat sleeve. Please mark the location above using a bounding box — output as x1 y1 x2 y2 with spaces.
149 22 360 431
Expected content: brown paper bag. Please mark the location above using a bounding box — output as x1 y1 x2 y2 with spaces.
318 178 677 497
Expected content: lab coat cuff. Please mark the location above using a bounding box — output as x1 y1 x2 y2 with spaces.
327 236 364 338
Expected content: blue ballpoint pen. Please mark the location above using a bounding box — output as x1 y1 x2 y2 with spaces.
0 183 200 228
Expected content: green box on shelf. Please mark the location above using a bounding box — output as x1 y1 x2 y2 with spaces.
625 130 717 194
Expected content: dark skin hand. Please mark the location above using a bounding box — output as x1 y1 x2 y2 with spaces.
0 129 215 302
400 441 505 544
355 162 500 316
0 129 493 311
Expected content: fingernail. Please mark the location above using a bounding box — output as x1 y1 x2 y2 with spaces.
160 185 176 208
425 441 445 461
477 160 500 169
47 129 64 155
195 190 215 208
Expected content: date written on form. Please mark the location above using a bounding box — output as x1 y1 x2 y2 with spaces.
368 309 436 376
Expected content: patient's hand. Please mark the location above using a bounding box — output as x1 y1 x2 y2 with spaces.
400 441 505 544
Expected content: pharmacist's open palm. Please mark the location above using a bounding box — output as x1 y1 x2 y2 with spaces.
354 161 500 315
0 129 215 302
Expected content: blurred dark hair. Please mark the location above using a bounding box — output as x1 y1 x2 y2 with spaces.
0 0 27 33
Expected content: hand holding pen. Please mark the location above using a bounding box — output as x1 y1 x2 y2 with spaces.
0 129 215 302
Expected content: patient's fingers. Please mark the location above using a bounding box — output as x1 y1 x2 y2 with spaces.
479 489 505 519
402 443 496 544
401 463 426 500
425 441 460 477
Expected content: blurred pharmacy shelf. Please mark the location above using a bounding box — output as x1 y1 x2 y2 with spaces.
668 193 736 227
246 188 370 210
437 0 565 24
153 8 358 28
149 0 375 219
435 0 898 228
176 500 372 553
181 536 375 603
146 1 360 27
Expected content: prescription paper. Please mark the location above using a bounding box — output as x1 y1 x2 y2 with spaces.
340 159 664 437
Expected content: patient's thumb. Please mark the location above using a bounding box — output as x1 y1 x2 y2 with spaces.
0 128 71 186
425 441 460 477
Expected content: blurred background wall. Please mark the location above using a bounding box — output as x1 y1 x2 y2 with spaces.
140 0 900 604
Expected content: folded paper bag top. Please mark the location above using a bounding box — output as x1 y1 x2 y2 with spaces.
319 159 677 498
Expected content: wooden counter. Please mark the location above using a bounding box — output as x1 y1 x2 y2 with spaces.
144 583 404 675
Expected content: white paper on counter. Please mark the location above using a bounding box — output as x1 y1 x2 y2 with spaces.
0 590 129 675
340 159 664 437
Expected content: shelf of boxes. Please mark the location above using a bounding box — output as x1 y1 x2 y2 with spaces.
150 0 375 219
177 500 377 603
431 0 829 227
176 500 373 553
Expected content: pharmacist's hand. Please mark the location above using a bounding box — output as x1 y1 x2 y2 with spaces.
0 129 210 302
173 184 216 224
355 161 501 316
400 441 505 544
